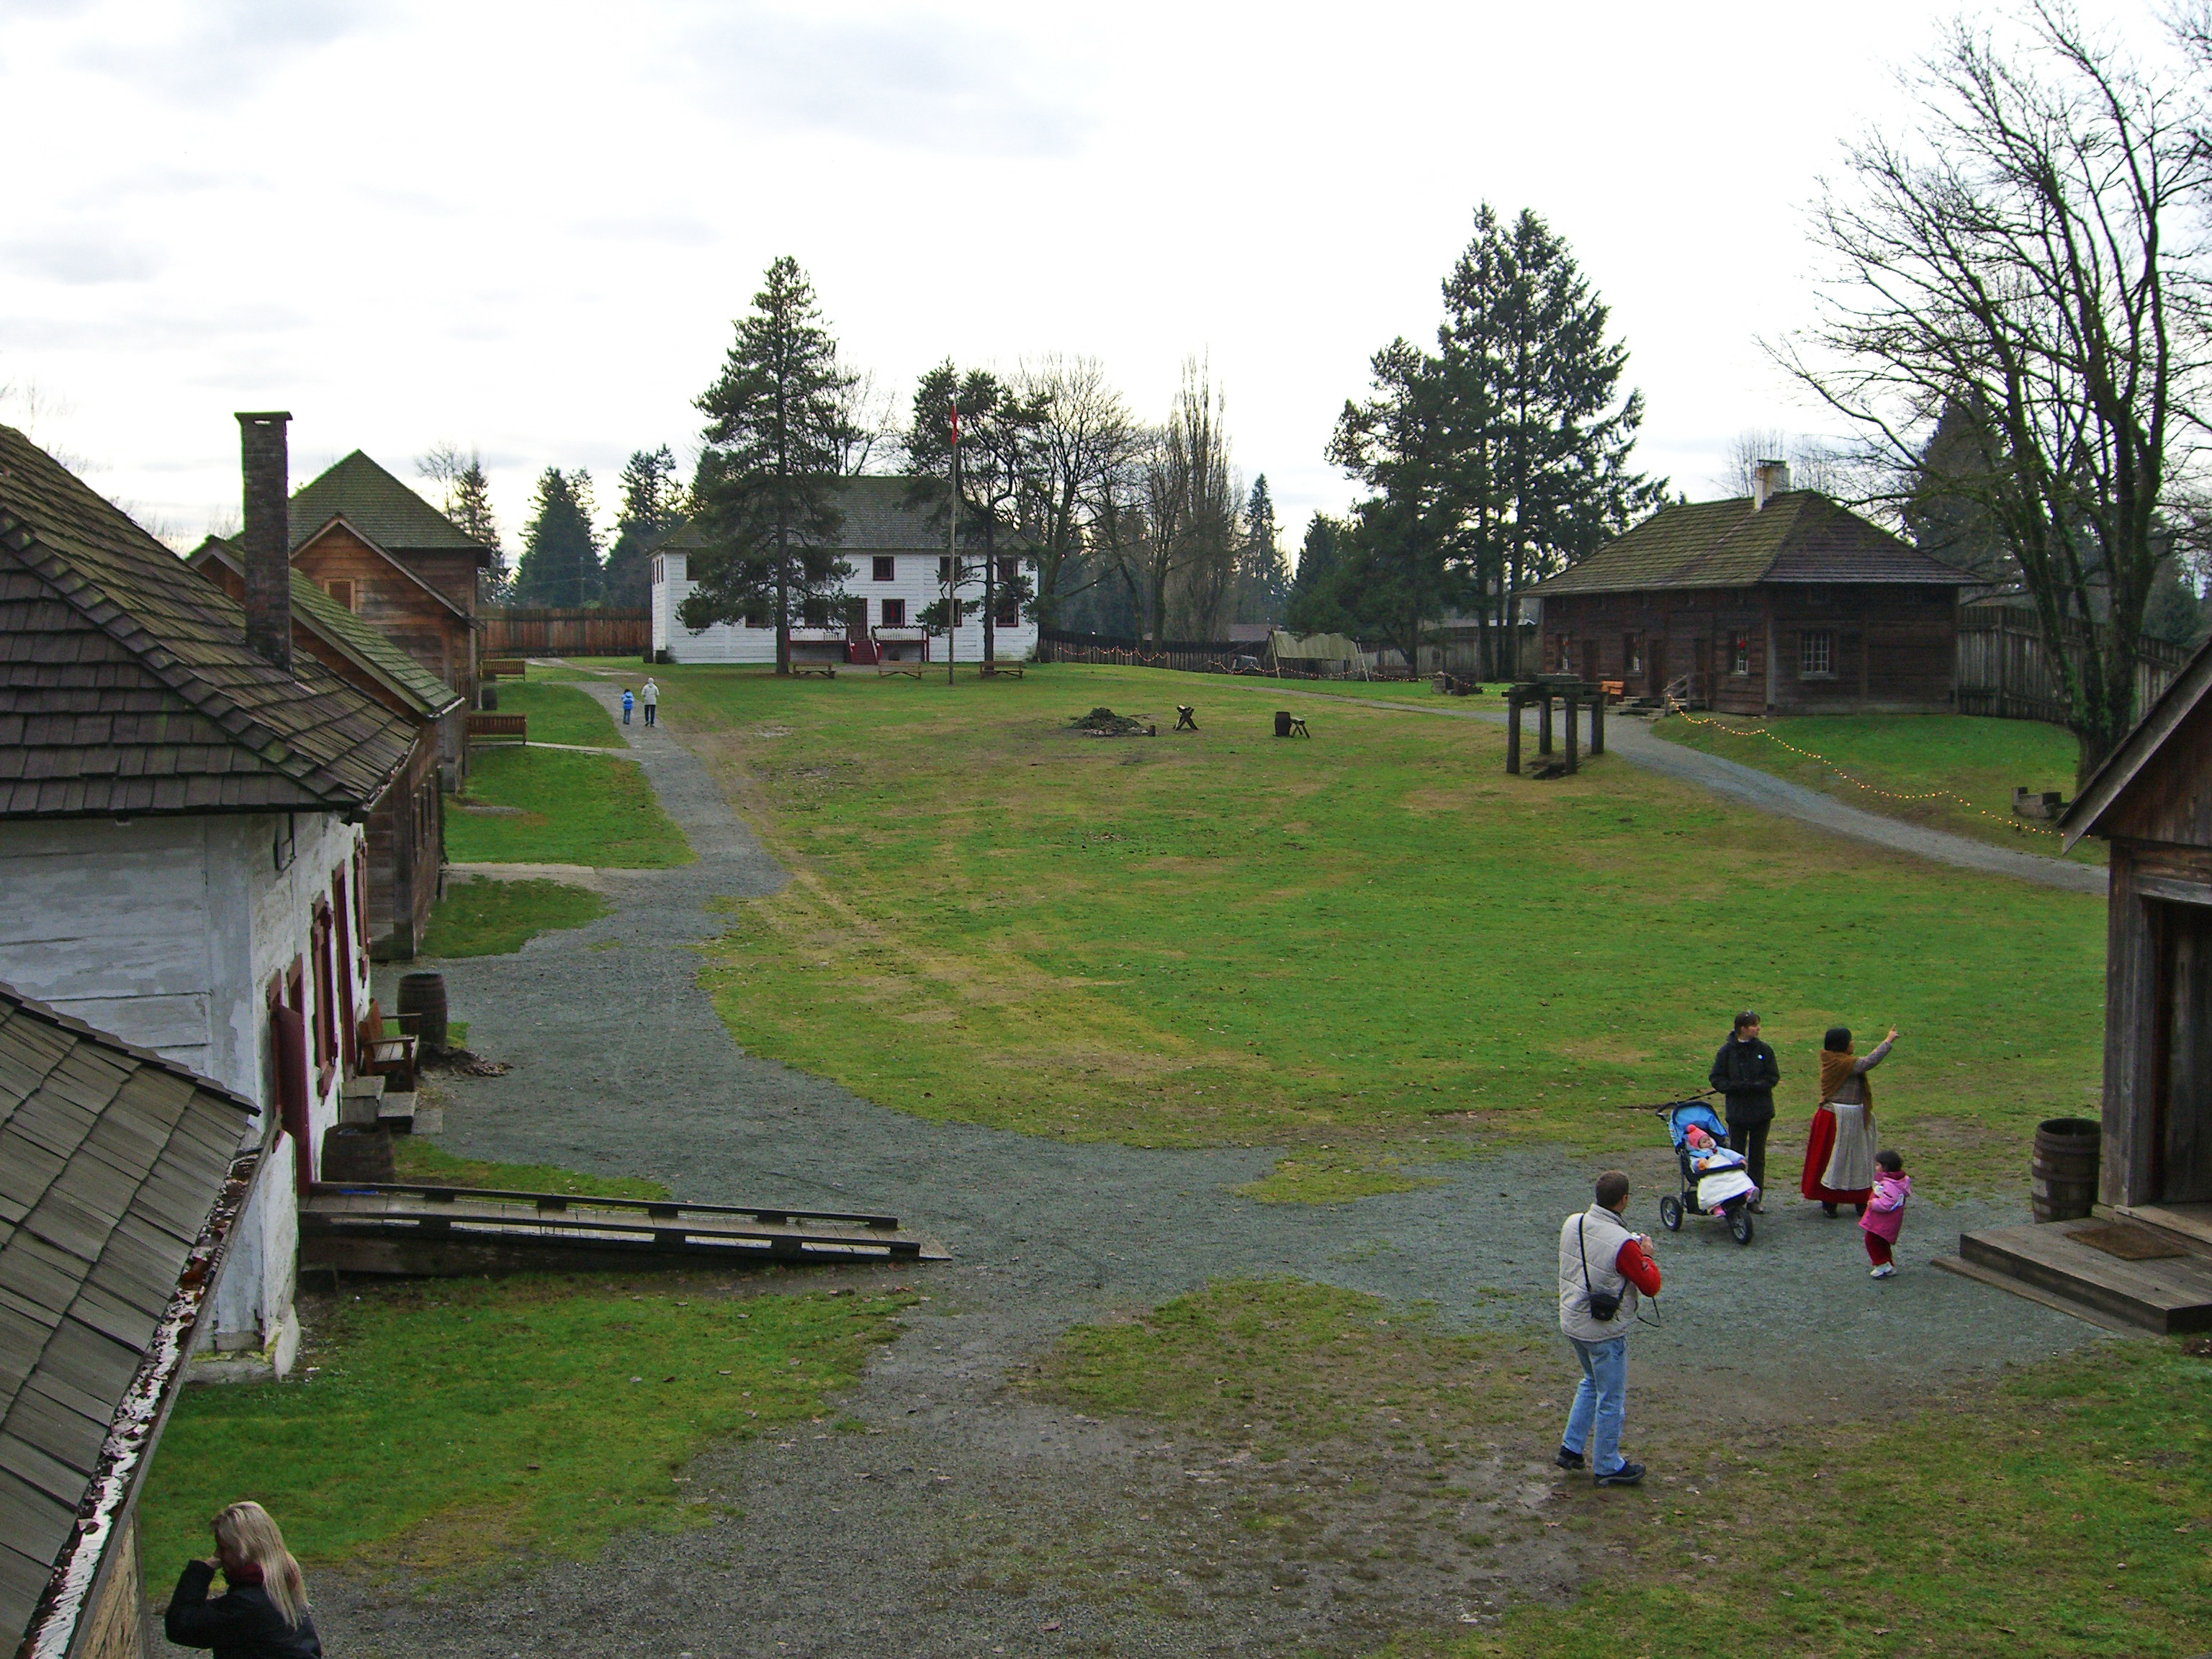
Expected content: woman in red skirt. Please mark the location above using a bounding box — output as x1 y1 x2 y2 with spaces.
1801 1023 1897 1217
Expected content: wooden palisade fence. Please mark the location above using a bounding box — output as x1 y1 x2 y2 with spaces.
482 607 649 656
1956 607 2192 726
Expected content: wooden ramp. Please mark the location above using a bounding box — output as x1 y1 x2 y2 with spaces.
301 1182 950 1277
1937 1208 2212 1334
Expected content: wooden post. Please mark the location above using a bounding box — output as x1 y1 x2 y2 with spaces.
1539 691 1554 755
1590 690 1605 757
1506 691 1522 774
1565 693 1580 774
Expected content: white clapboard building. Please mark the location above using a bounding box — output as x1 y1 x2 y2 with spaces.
0 419 414 1380
649 476 1039 667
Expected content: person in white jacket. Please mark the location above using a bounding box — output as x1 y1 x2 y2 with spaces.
641 678 660 727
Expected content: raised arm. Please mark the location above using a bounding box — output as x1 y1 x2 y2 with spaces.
1853 1029 1898 1074
163 1563 251 1650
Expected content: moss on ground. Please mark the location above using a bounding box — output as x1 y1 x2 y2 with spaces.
419 877 608 957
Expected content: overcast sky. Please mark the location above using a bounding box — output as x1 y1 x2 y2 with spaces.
0 0 2134 558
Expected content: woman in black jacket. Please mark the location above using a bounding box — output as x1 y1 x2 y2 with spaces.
164 1500 323 1658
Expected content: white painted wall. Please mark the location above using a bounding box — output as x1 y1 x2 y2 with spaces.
651 549 1040 665
0 809 369 1367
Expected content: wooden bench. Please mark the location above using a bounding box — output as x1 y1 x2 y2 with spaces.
481 659 528 680
466 712 527 741
980 661 1025 678
356 1001 421 1093
789 662 837 679
1286 716 1310 738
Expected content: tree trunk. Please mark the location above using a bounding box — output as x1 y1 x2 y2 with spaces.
774 526 791 676
982 522 997 667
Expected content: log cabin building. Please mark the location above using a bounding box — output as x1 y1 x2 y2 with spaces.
284 451 493 781
1531 464 1973 715
188 539 462 958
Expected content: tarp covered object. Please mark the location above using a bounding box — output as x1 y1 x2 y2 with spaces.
1269 630 1361 662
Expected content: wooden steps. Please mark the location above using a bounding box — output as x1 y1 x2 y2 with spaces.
1948 1213 2212 1333
300 1182 950 1277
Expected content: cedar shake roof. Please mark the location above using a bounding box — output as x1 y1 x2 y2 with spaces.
0 983 256 1656
189 537 464 721
652 475 1032 557
289 450 492 567
0 424 414 819
1534 492 1974 596
2059 631 2212 849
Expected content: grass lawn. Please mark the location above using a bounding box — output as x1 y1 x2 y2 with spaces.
639 662 2100 1192
418 876 608 957
488 678 626 747
390 1134 670 1200
1033 1280 2212 1659
1650 711 2100 863
448 747 691 868
143 1276 913 1578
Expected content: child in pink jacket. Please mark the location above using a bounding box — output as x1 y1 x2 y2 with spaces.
1861 1149 1910 1279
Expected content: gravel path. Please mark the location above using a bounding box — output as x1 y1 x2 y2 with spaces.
295 683 2103 1659
1273 688 2103 894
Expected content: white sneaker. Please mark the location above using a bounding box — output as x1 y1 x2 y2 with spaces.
1871 1264 1897 1280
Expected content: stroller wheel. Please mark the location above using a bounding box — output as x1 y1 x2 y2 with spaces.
1730 1210 1754 1246
1659 1195 1683 1232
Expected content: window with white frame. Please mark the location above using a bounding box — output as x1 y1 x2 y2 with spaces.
1801 629 1835 678
1730 633 1751 675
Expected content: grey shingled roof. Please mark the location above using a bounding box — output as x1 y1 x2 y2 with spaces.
192 536 463 721
0 424 415 818
1534 492 1974 596
652 475 1022 557
0 982 256 1652
289 450 491 565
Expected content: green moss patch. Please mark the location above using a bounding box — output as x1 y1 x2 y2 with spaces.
419 877 608 957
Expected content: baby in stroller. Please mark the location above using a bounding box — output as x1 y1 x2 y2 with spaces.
1658 1099 1758 1244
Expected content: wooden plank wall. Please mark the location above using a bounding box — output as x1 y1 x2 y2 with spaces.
483 608 648 655
1957 610 2190 723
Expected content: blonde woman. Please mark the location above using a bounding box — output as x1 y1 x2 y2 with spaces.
164 1500 321 1657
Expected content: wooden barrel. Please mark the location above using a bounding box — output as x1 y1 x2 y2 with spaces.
321 1123 394 1184
2031 1117 2100 1222
397 971 448 1053
1274 710 1293 737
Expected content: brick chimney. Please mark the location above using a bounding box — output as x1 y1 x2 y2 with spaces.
237 411 293 671
1751 458 1791 511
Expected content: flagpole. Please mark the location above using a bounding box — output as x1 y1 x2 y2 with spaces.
946 404 958 687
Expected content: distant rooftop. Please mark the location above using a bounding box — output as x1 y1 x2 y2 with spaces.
289 451 492 565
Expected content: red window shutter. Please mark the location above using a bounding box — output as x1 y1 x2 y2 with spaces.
272 1005 312 1192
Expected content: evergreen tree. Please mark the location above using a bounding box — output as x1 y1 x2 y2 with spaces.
1902 402 2013 581
2145 555 2208 647
1232 474 1292 624
418 444 508 602
1435 204 1663 674
603 445 685 609
513 467 603 606
1284 511 1355 635
684 257 855 673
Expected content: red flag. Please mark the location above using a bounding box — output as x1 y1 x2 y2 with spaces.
950 405 958 446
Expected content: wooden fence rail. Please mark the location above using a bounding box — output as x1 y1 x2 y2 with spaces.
482 608 648 656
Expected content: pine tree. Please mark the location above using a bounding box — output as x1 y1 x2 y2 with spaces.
513 468 603 606
418 444 507 601
685 257 855 673
603 446 685 609
1902 403 2013 581
1284 512 1354 635
1232 475 1292 624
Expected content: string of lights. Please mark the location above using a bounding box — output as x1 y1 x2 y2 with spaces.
1665 703 2066 840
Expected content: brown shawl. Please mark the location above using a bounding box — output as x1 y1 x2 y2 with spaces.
1818 1048 1871 1110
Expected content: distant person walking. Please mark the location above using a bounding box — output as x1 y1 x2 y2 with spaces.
1708 1010 1779 1209
1802 1025 1897 1217
621 687 634 725
165 1499 322 1657
642 677 659 727
1555 1170 1661 1488
1861 1149 1911 1278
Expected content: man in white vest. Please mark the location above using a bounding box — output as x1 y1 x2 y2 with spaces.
1556 1169 1662 1486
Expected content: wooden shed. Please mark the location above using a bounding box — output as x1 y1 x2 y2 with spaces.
0 984 261 1659
1939 642 2212 1333
1530 466 1973 714
2062 637 2212 1217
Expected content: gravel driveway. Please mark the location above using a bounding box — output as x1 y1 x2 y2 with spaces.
280 683 2103 1659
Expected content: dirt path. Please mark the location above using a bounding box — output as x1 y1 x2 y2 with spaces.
297 686 2106 1659
1274 688 2104 894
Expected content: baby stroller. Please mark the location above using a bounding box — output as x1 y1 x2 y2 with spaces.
1655 1097 1757 1245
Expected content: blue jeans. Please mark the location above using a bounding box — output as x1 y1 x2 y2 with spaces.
1563 1334 1629 1475
623 707 632 723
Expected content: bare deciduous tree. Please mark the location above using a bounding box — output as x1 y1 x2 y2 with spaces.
1014 354 1139 629
1779 1 2212 769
